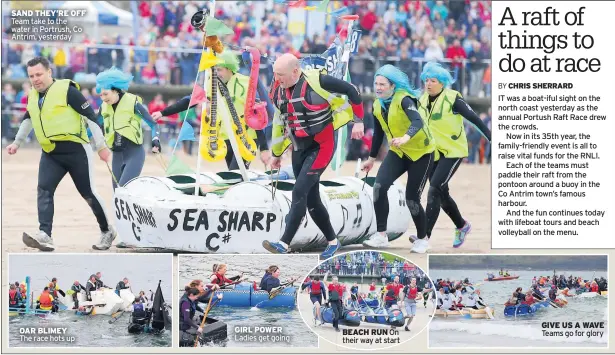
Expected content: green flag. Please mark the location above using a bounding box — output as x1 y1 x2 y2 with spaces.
166 156 194 176
331 124 348 171
205 18 234 36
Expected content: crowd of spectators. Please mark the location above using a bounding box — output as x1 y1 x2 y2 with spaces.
313 251 427 285
1 0 492 163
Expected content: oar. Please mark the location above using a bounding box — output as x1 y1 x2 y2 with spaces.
106 161 121 187
194 294 215 347
483 305 495 320
533 292 559 308
109 310 125 324
269 279 296 300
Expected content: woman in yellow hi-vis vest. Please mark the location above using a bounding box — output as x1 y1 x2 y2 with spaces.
416 62 491 253
7 57 115 252
95 67 161 190
361 65 435 251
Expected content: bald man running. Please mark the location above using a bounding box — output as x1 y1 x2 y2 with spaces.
262 54 364 259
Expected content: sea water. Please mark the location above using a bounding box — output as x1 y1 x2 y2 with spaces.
179 254 319 348
428 269 608 348
8 254 172 348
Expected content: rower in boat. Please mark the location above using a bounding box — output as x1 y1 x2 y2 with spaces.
499 269 503 276
49 278 66 297
70 281 86 309
487 273 495 281
137 290 149 304
115 278 131 295
187 279 219 305
36 287 58 313
85 275 98 301
522 291 536 305
129 297 149 329
598 277 608 293
8 284 24 310
210 264 243 287
259 265 282 292
531 283 545 300
437 289 456 311
464 289 487 310
179 288 204 338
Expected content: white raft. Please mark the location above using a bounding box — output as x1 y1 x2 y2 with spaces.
113 170 411 253
58 289 135 315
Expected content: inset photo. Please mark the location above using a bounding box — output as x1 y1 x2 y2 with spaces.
429 254 608 348
178 254 319 348
7 253 172 348
298 251 435 350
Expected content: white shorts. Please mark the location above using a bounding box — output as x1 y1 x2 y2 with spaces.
405 302 417 316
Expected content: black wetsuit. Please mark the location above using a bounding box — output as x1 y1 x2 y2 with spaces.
271 74 362 245
20 81 110 238
160 80 271 170
70 284 86 308
370 96 433 239
425 93 491 236
116 281 130 292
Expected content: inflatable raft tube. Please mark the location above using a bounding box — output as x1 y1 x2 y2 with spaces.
114 171 409 253
433 308 494 319
214 282 296 308
503 300 551 317
484 275 520 281
58 289 124 315
318 307 361 327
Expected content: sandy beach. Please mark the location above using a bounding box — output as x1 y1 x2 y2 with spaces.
297 282 435 350
1 147 491 261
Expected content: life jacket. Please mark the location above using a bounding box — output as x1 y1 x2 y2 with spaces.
27 79 89 153
270 69 352 156
101 92 145 147
591 284 599 292
372 90 435 161
39 291 53 308
259 273 271 291
179 294 196 330
310 281 322 295
49 284 58 298
328 284 344 301
133 302 147 320
418 88 467 160
369 284 376 291
211 273 224 285
406 286 418 300
9 290 18 306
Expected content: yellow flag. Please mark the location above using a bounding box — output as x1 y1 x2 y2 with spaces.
198 51 222 72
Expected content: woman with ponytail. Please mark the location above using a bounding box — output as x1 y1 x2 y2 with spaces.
416 62 491 252
95 67 161 189
361 65 435 251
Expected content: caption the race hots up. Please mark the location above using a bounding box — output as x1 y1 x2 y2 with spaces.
19 327 76 344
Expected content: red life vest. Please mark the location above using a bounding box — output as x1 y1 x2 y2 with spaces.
39 291 52 307
591 284 599 292
311 281 322 295
212 273 231 285
9 290 18 305
407 286 418 299
369 284 376 291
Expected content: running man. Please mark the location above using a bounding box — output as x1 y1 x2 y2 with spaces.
402 277 426 331
95 67 161 189
361 65 435 249
302 276 327 324
414 62 491 253
7 57 115 251
152 50 273 168
262 53 365 259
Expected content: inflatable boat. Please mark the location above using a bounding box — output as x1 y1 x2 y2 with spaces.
433 307 494 319
212 282 296 308
503 300 551 317
484 275 520 281
113 170 410 253
9 277 54 318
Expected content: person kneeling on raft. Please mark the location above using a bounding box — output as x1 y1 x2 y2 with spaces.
417 62 492 251
361 65 435 251
210 264 243 287
262 53 365 259
36 287 58 312
115 277 130 296
70 281 86 309
130 297 149 326
302 276 327 322
327 277 345 332
180 288 205 337
94 67 161 190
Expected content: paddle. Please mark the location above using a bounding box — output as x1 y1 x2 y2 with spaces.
109 311 125 324
194 294 214 347
269 279 297 300
483 305 495 320
533 292 559 308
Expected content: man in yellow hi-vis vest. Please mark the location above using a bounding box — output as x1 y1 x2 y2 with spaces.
6 56 115 252
262 53 365 259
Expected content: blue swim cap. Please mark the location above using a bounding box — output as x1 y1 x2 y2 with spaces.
420 61 454 88
95 67 133 94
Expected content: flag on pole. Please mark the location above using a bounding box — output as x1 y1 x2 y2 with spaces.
331 123 348 171
177 120 197 142
165 156 194 176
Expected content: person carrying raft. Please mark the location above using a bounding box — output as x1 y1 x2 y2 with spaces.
302 276 327 324
384 276 404 308
210 264 243 287
327 276 345 332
